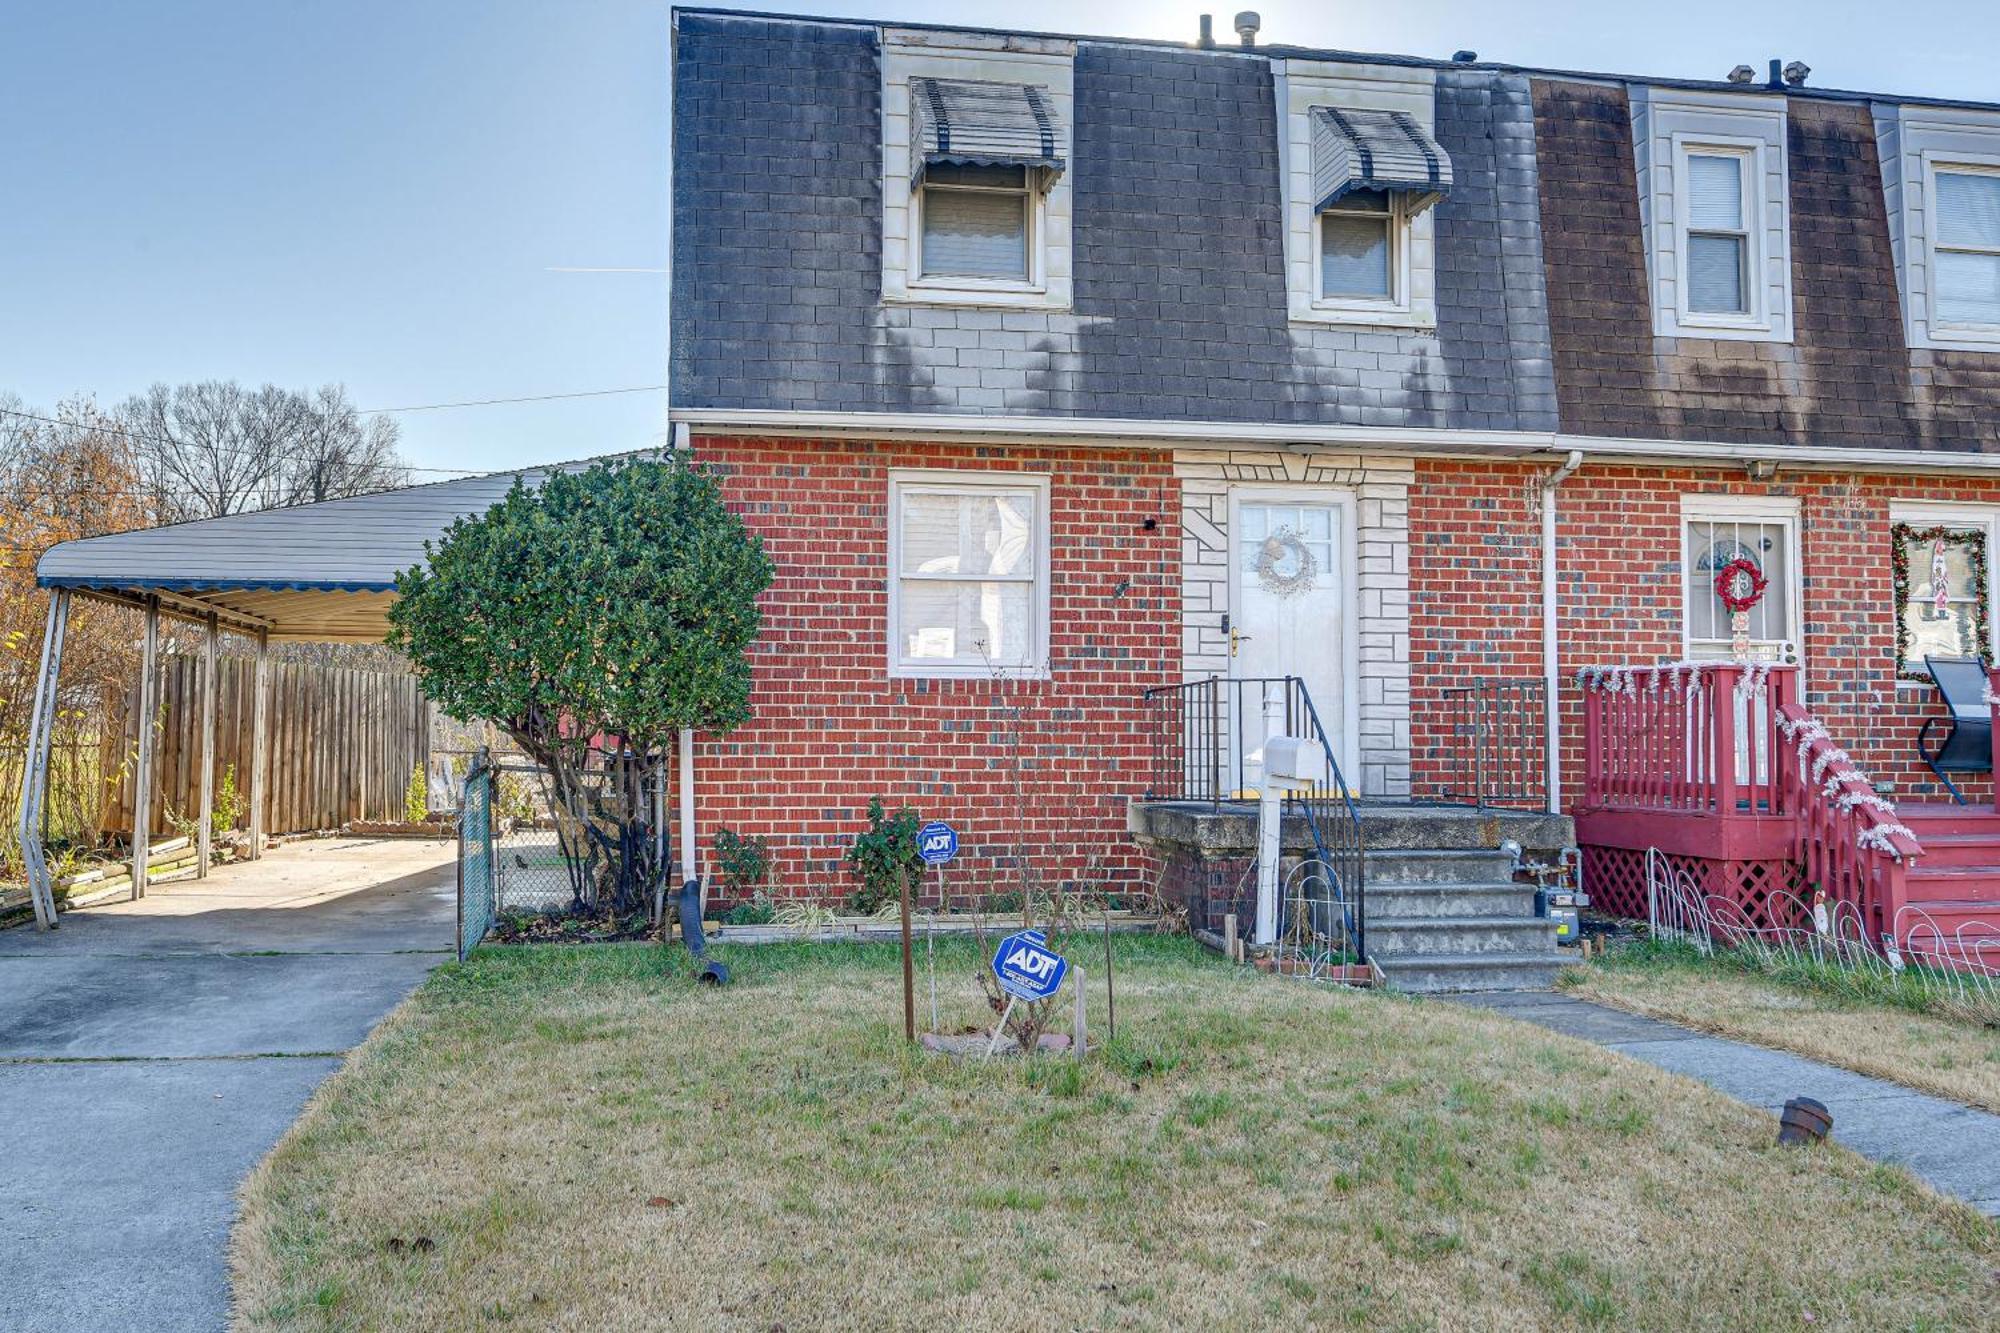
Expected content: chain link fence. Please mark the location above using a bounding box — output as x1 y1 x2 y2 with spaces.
457 755 494 960
456 749 675 950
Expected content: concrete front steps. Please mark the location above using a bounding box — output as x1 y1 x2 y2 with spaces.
1362 829 1571 995
1130 800 1578 994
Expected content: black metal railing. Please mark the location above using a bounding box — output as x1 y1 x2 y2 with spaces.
1142 676 1365 961
1430 677 1549 810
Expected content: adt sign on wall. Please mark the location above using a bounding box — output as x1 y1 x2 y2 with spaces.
917 821 958 865
991 929 1069 1002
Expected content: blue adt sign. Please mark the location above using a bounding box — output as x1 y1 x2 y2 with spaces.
991 929 1069 1002
917 821 958 865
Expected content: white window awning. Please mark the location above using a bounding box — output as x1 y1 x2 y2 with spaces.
1310 107 1452 215
910 77 1065 187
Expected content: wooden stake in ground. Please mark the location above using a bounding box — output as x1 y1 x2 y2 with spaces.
900 869 915 1043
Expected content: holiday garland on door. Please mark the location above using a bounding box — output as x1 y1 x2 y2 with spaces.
1889 522 1989 680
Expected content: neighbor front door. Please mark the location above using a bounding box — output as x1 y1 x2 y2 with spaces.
1229 494 1347 793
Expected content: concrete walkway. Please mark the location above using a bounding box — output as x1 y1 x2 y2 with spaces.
0 838 457 1332
1449 990 2000 1217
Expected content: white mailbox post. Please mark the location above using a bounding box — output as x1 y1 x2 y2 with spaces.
1255 727 1329 948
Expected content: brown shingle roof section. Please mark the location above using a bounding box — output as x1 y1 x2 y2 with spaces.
1534 80 2000 453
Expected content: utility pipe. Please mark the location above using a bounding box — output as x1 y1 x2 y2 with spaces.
1540 450 1584 813
678 728 697 889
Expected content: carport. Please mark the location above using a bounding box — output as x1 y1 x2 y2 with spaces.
12 459 697 928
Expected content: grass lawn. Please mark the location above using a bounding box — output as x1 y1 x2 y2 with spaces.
233 936 1999 1331
1561 938 2000 1113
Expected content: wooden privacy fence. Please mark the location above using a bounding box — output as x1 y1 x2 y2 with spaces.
101 656 431 838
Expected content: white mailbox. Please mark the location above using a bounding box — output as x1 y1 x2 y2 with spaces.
1263 736 1327 786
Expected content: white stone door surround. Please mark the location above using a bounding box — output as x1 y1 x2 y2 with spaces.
1176 448 1412 798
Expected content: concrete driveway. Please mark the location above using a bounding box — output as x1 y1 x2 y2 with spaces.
0 838 457 1332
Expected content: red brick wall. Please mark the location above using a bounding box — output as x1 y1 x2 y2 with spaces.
687 434 1179 903
1410 458 1991 809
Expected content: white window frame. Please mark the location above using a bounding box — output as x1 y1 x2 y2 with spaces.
1873 104 2000 350
886 470 1051 680
1678 494 1804 668
1631 88 1792 343
1675 143 1761 326
1923 158 2000 339
911 167 1043 294
1889 500 2000 688
1314 192 1410 311
880 31 1073 312
1278 59 1438 329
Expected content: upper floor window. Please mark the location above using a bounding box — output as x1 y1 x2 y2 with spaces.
1932 167 2000 329
918 163 1033 284
1320 189 1397 301
1684 150 1754 316
880 34 1074 311
1281 62 1446 328
1631 89 1793 342
1873 105 2000 349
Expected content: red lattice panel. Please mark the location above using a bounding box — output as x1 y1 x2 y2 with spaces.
1582 845 1804 930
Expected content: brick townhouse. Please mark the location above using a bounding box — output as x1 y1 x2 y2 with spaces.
667 5 2000 951
27 6 2000 979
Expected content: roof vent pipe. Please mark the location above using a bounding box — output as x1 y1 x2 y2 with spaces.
1451 50 1478 63
1197 14 1215 48
1783 60 1810 87
1766 58 1784 90
1234 11 1260 46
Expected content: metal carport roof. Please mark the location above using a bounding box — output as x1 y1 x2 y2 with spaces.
32 461 593 641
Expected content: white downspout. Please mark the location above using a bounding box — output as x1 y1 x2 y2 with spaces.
1541 450 1584 813
678 728 697 888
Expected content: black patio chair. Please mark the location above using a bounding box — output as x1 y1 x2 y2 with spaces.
1917 655 1994 806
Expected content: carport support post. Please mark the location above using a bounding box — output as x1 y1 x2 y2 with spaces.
15 590 71 929
196 610 218 879
248 629 268 861
130 597 160 899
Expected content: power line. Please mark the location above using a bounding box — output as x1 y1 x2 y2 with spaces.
354 384 667 414
0 406 479 476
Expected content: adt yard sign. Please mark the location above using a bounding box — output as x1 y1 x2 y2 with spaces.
992 929 1068 1002
918 821 958 865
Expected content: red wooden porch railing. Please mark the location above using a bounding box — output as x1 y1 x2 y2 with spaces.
1577 662 1923 942
1579 664 1796 863
1772 701 1920 940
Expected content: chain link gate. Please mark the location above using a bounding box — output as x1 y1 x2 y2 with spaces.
457 752 496 960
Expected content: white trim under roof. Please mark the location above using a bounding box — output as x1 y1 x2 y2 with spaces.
669 406 2000 477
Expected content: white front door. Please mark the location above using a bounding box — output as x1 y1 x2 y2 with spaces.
1230 493 1349 790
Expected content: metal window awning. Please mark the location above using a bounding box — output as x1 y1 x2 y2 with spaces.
910 77 1065 187
1310 107 1452 215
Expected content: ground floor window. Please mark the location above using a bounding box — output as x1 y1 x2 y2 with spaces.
1891 512 1993 680
886 470 1050 678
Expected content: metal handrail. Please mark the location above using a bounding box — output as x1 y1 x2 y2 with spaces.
1432 677 1550 810
1142 676 1365 961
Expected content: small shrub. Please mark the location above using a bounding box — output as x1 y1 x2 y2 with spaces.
843 797 921 915
404 764 428 823
212 764 242 838
724 892 775 925
713 827 770 894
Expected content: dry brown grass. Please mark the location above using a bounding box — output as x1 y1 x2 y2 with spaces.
1562 943 2000 1113
232 938 1999 1331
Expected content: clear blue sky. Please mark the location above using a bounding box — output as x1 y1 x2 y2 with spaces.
5 1 1996 475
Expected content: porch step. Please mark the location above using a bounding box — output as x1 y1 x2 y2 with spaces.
1373 950 1573 995
1901 832 2000 868
1365 848 1517 886
1896 899 2000 938
1367 881 1541 920
1906 865 2000 906
1898 804 2000 835
1368 914 1562 958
